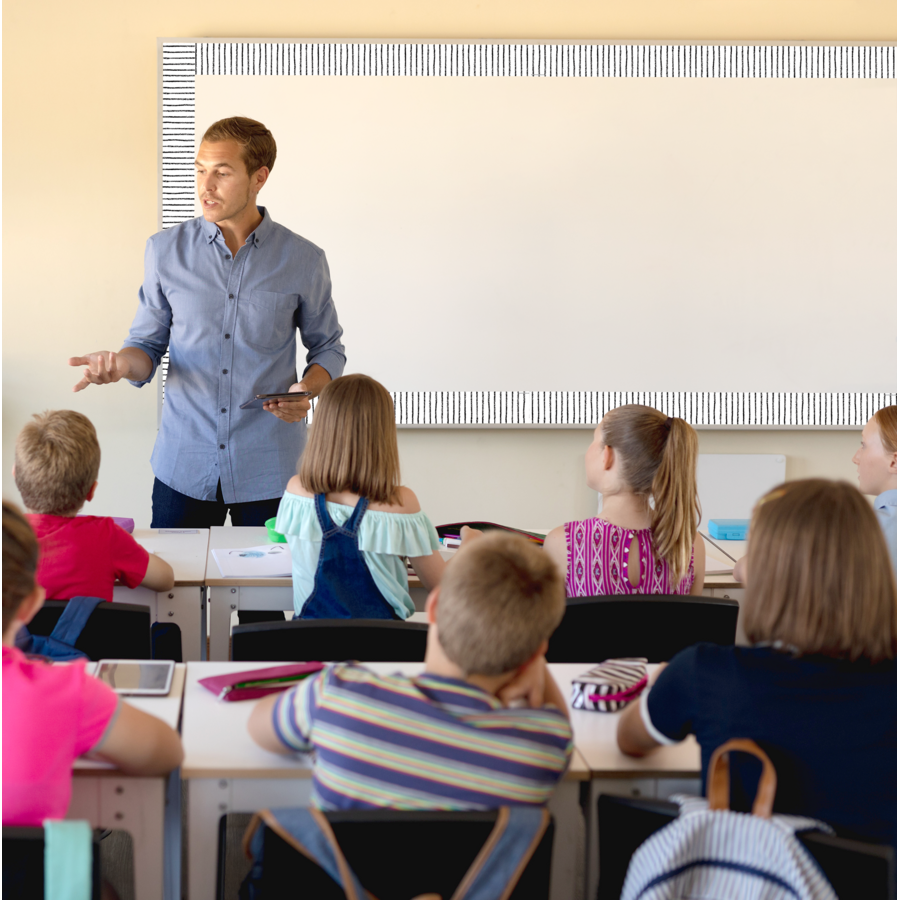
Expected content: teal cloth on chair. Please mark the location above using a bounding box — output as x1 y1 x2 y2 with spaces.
43 819 92 900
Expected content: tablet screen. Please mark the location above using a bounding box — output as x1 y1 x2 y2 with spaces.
95 660 174 695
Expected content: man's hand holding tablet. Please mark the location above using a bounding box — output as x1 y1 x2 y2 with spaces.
261 363 333 422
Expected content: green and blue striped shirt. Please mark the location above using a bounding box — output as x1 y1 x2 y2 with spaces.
273 664 573 810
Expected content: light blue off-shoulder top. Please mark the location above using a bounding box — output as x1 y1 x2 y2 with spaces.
275 491 442 619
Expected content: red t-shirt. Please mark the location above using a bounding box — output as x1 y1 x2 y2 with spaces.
28 515 150 602
2 646 120 825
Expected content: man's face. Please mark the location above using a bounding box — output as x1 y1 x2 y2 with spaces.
194 140 262 225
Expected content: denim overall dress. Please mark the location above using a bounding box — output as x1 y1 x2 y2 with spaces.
299 494 398 619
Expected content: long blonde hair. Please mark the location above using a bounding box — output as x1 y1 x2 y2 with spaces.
743 479 895 662
298 374 401 505
601 404 700 581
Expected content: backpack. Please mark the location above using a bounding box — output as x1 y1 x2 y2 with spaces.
240 805 550 900
621 739 838 900
14 596 103 662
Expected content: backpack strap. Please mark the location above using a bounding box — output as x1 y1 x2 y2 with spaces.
707 738 777 818
49 597 104 647
242 808 373 900
450 807 551 900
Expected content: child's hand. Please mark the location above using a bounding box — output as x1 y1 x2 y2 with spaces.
460 526 484 546
497 655 549 709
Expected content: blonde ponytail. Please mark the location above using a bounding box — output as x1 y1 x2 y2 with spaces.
650 418 700 581
601 405 700 582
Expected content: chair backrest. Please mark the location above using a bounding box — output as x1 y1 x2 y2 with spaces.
596 794 896 900
2 826 102 900
232 809 554 900
28 600 152 661
230 618 429 662
545 594 739 663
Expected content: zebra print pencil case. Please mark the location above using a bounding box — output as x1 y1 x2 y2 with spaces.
570 658 648 712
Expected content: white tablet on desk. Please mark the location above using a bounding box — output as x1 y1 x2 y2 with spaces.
95 660 175 696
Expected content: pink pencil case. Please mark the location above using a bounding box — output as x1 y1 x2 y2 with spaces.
570 658 648 712
199 663 325 702
76 515 134 534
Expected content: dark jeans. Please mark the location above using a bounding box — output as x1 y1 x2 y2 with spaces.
150 478 282 529
152 479 285 624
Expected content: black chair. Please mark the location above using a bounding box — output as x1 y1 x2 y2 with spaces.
28 600 152 661
546 594 739 663
231 618 429 662
596 794 896 900
3 826 102 900
227 809 554 900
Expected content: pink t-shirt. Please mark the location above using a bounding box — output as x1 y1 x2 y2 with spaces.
28 514 150 602
2 646 119 825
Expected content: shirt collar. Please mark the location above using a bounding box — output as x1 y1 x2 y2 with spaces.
201 206 274 247
875 489 897 510
414 672 503 709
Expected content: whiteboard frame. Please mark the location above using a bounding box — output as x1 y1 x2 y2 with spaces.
157 38 896 428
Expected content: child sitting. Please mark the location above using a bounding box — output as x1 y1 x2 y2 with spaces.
543 404 705 596
14 410 174 600
853 404 896 571
2 501 183 826
617 480 896 845
276 374 445 619
248 532 573 809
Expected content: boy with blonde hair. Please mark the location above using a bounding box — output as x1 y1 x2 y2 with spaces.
14 410 173 600
249 532 573 809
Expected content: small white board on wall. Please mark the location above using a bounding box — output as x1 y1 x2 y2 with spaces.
696 454 786 532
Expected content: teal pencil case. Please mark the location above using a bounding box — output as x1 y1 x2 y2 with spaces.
708 519 749 540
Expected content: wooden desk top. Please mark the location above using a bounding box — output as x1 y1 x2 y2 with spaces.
130 529 210 587
549 664 700 778
75 663 187 775
182 662 591 781
206 526 292 587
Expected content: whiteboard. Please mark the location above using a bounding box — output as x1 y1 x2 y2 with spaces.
161 41 897 425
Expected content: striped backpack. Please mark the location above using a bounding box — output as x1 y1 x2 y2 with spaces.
621 739 838 900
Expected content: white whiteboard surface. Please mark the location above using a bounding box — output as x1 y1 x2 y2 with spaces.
161 41 896 426
696 453 786 531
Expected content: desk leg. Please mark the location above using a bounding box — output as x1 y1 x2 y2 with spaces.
69 776 166 900
547 780 585 900
208 587 237 662
157 587 204 662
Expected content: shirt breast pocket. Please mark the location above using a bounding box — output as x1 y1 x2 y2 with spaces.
242 290 299 352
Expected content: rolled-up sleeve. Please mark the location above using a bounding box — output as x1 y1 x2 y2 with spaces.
297 252 346 381
122 236 173 387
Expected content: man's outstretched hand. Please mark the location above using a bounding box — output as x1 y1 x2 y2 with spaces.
69 351 128 392
263 382 312 422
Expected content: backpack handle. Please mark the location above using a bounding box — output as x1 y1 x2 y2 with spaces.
706 738 777 818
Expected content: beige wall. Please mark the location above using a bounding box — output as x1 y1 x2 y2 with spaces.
3 2 894 526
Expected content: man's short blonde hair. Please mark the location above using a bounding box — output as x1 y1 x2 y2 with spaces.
437 532 566 676
201 117 276 175
14 411 101 515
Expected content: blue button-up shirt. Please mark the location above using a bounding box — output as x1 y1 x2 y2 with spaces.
875 489 897 573
123 208 346 504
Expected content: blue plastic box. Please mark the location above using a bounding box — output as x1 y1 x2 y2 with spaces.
708 519 749 540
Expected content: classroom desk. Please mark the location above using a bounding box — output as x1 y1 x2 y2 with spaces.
113 529 211 661
182 661 589 900
69 664 187 900
549 663 701 900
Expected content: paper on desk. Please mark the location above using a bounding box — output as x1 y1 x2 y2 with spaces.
705 554 736 576
212 544 292 578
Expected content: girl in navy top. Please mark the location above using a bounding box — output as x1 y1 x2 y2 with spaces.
617 479 896 845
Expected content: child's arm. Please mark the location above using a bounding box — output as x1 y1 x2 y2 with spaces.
617 662 669 756
689 532 706 596
497 654 570 719
141 553 175 592
408 551 445 592
89 702 183 775
247 693 295 755
733 555 747 582
542 526 568 580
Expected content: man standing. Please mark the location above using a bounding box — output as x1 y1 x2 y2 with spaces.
69 117 345 528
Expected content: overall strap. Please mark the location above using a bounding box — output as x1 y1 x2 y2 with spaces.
451 807 551 900
343 497 370 536
49 597 104 646
314 494 339 536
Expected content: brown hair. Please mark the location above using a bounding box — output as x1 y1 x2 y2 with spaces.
873 405 897 455
601 405 700 581
743 479 896 662
14 410 101 515
437 532 566 676
299 375 401 505
201 117 276 175
3 501 39 633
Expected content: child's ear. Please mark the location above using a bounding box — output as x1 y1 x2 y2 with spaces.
602 445 615 471
85 481 98 503
425 587 440 624
890 452 897 474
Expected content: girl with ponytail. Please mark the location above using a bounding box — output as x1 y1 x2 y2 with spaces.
544 405 705 596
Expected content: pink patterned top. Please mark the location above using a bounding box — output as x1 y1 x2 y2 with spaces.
563 517 695 597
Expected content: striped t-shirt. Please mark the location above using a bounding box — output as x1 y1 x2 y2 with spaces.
272 664 574 810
